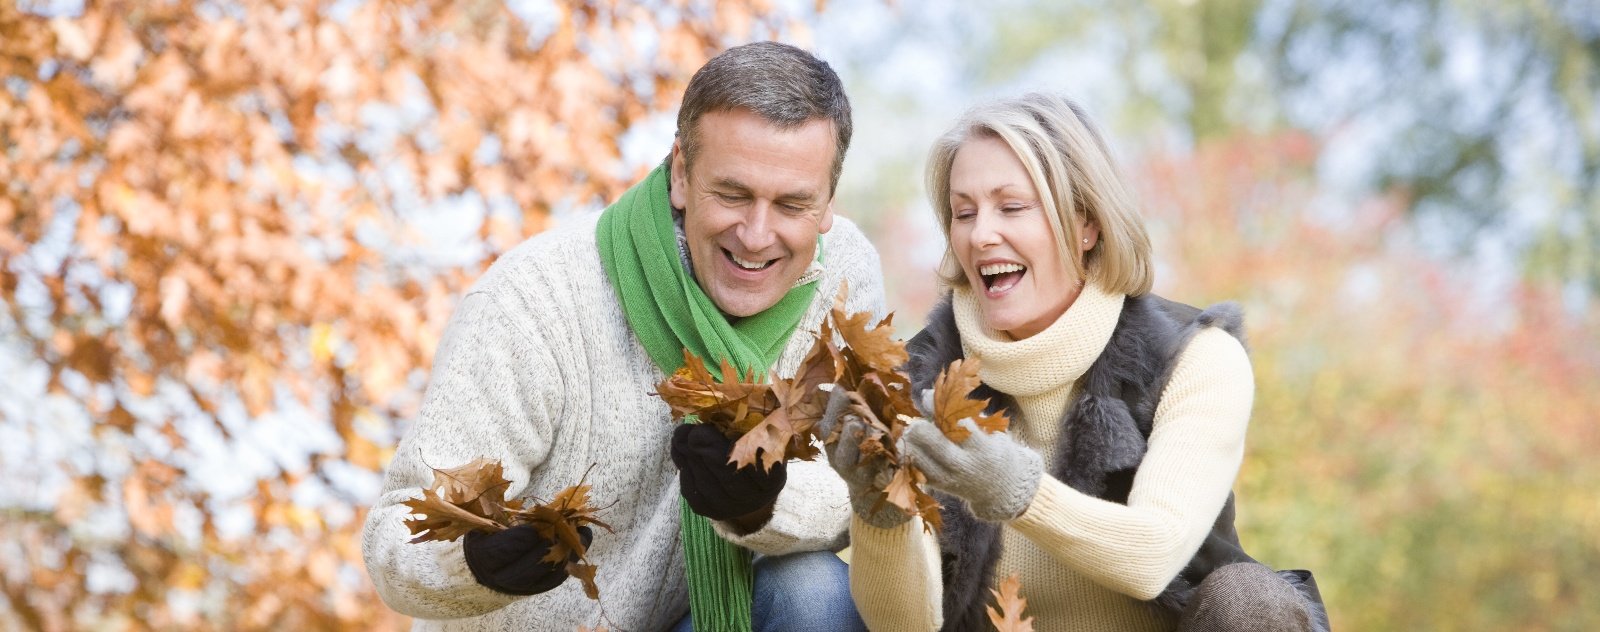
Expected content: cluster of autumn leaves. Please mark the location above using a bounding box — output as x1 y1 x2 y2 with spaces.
401 460 611 601
655 289 1009 531
400 290 1032 630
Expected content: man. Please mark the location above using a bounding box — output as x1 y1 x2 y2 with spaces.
362 42 883 632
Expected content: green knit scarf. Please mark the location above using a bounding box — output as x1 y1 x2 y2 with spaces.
596 162 818 631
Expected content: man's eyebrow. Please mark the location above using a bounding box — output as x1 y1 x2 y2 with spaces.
710 177 750 192
775 190 819 204
709 177 819 204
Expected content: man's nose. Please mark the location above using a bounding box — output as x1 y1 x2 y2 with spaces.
735 202 778 252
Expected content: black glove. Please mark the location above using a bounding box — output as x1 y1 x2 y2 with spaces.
670 423 787 521
462 524 594 596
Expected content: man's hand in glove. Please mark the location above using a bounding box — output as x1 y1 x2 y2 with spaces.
463 524 594 596
670 423 786 529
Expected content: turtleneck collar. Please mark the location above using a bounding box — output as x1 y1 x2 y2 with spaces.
952 281 1125 398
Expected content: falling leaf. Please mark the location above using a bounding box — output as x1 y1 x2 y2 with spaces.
987 573 1034 632
930 358 1010 443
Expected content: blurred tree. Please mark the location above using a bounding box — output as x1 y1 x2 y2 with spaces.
0 0 804 628
1138 132 1600 630
976 0 1599 295
1262 0 1600 294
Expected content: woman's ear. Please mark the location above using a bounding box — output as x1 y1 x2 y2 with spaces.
1078 220 1101 253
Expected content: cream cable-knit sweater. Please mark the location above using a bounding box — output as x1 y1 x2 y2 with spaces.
362 212 886 631
850 283 1254 632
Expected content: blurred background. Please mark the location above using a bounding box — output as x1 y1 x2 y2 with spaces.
2 0 1597 629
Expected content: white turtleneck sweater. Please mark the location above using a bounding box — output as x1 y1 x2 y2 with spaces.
849 282 1255 632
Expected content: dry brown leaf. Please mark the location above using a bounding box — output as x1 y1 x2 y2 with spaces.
401 487 507 544
655 350 777 438
658 320 844 473
729 408 798 472
831 286 909 376
781 319 843 430
432 457 520 521
403 459 613 600
401 457 518 543
880 463 923 518
987 573 1035 632
653 285 949 529
566 560 601 601
931 358 1011 443
514 476 615 565
822 285 945 531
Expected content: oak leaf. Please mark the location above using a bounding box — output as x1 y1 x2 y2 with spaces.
831 286 908 377
727 327 840 472
403 459 614 601
655 350 776 438
987 573 1035 632
401 456 516 543
930 359 1011 443
401 487 507 544
511 470 614 600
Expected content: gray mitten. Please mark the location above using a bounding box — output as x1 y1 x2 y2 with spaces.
815 388 914 529
901 418 1044 522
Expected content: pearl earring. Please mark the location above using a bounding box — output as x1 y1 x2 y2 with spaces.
1082 238 1090 244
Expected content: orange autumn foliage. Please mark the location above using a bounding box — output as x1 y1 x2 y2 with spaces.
0 1 808 629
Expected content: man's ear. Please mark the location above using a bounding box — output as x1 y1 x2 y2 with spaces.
818 200 835 234
669 139 688 210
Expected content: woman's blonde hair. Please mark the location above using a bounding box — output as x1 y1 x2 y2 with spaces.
926 93 1153 295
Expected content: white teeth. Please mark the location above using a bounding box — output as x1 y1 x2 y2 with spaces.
979 263 1026 276
730 252 771 270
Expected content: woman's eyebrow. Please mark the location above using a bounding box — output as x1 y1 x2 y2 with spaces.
950 183 1024 200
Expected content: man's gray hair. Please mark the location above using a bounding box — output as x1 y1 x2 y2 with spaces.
676 41 853 194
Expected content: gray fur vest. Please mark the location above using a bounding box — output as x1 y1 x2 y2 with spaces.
904 293 1258 631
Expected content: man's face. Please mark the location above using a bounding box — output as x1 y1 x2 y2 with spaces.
671 108 837 318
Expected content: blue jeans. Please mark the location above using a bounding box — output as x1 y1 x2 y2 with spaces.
669 550 866 632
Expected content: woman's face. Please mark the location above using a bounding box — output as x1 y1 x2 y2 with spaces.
947 136 1095 339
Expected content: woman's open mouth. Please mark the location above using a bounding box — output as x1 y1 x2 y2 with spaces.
979 262 1026 296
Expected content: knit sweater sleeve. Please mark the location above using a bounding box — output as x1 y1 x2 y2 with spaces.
848 516 945 631
1007 327 1253 600
361 290 563 619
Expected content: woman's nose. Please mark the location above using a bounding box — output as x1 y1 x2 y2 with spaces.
970 208 1003 248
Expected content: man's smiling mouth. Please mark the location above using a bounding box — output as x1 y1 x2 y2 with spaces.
725 248 777 271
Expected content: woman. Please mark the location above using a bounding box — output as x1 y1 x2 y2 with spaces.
820 94 1327 631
